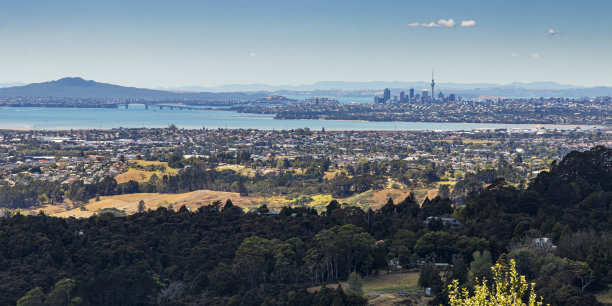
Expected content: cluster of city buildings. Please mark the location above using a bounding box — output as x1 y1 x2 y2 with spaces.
373 73 458 103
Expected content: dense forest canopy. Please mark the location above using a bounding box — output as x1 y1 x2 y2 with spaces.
0 146 611 305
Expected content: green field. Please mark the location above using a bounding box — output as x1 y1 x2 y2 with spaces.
361 272 419 294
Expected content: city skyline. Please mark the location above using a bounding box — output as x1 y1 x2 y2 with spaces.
0 0 611 88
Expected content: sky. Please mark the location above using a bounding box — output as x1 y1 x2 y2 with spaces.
0 0 611 88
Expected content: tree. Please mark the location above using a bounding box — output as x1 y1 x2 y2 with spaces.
438 184 450 199
235 236 274 288
310 224 375 281
418 262 443 294
448 259 544 306
470 250 493 284
222 199 243 216
138 200 146 213
17 287 45 306
450 255 469 285
345 272 363 296
256 204 270 214
326 200 341 215
277 158 289 170
208 263 237 295
414 231 457 262
45 278 76 306
571 261 594 292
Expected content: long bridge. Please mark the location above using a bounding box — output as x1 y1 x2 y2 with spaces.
117 103 208 111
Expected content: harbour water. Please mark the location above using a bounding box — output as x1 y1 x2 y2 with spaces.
0 104 598 131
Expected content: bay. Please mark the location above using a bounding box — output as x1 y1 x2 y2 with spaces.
0 104 597 131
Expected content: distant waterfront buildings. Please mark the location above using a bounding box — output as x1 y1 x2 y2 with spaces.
421 89 429 101
383 88 391 101
372 72 458 104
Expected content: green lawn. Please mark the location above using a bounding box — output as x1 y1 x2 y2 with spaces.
361 272 419 294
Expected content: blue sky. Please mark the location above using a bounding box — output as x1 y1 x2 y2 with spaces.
0 0 610 87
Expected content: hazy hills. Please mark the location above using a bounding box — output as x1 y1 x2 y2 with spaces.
172 81 585 92
0 82 25 88
0 77 265 100
170 81 612 97
0 77 610 99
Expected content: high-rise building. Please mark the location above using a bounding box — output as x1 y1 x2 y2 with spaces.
438 92 444 101
383 88 391 101
409 88 415 101
421 89 429 102
449 93 456 102
400 91 405 102
393 95 398 103
374 96 387 104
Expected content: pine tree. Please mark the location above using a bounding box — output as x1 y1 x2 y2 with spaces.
138 200 146 213
345 272 363 296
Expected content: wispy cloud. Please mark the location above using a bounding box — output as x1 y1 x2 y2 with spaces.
421 22 439 28
438 19 455 28
510 52 520 57
531 53 541 58
547 28 555 35
460 20 476 27
408 18 470 28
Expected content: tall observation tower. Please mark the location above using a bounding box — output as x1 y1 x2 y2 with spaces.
431 70 435 102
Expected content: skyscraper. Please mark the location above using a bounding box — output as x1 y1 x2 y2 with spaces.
400 91 405 102
383 88 391 101
409 88 415 101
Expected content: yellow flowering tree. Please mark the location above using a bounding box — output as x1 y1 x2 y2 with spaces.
448 259 546 306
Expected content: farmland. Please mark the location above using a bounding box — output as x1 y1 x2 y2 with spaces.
25 185 439 218
114 160 179 184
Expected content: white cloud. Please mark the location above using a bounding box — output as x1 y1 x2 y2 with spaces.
510 52 520 57
460 20 476 27
531 53 541 58
408 19 474 28
421 22 439 28
547 28 555 35
438 19 455 27
249 52 256 57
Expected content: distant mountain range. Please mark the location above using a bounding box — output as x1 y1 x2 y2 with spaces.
0 82 25 88
169 81 612 98
0 77 609 99
170 81 588 92
0 78 265 100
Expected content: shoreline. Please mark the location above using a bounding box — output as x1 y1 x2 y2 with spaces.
0 106 603 131
275 117 598 128
0 124 601 132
